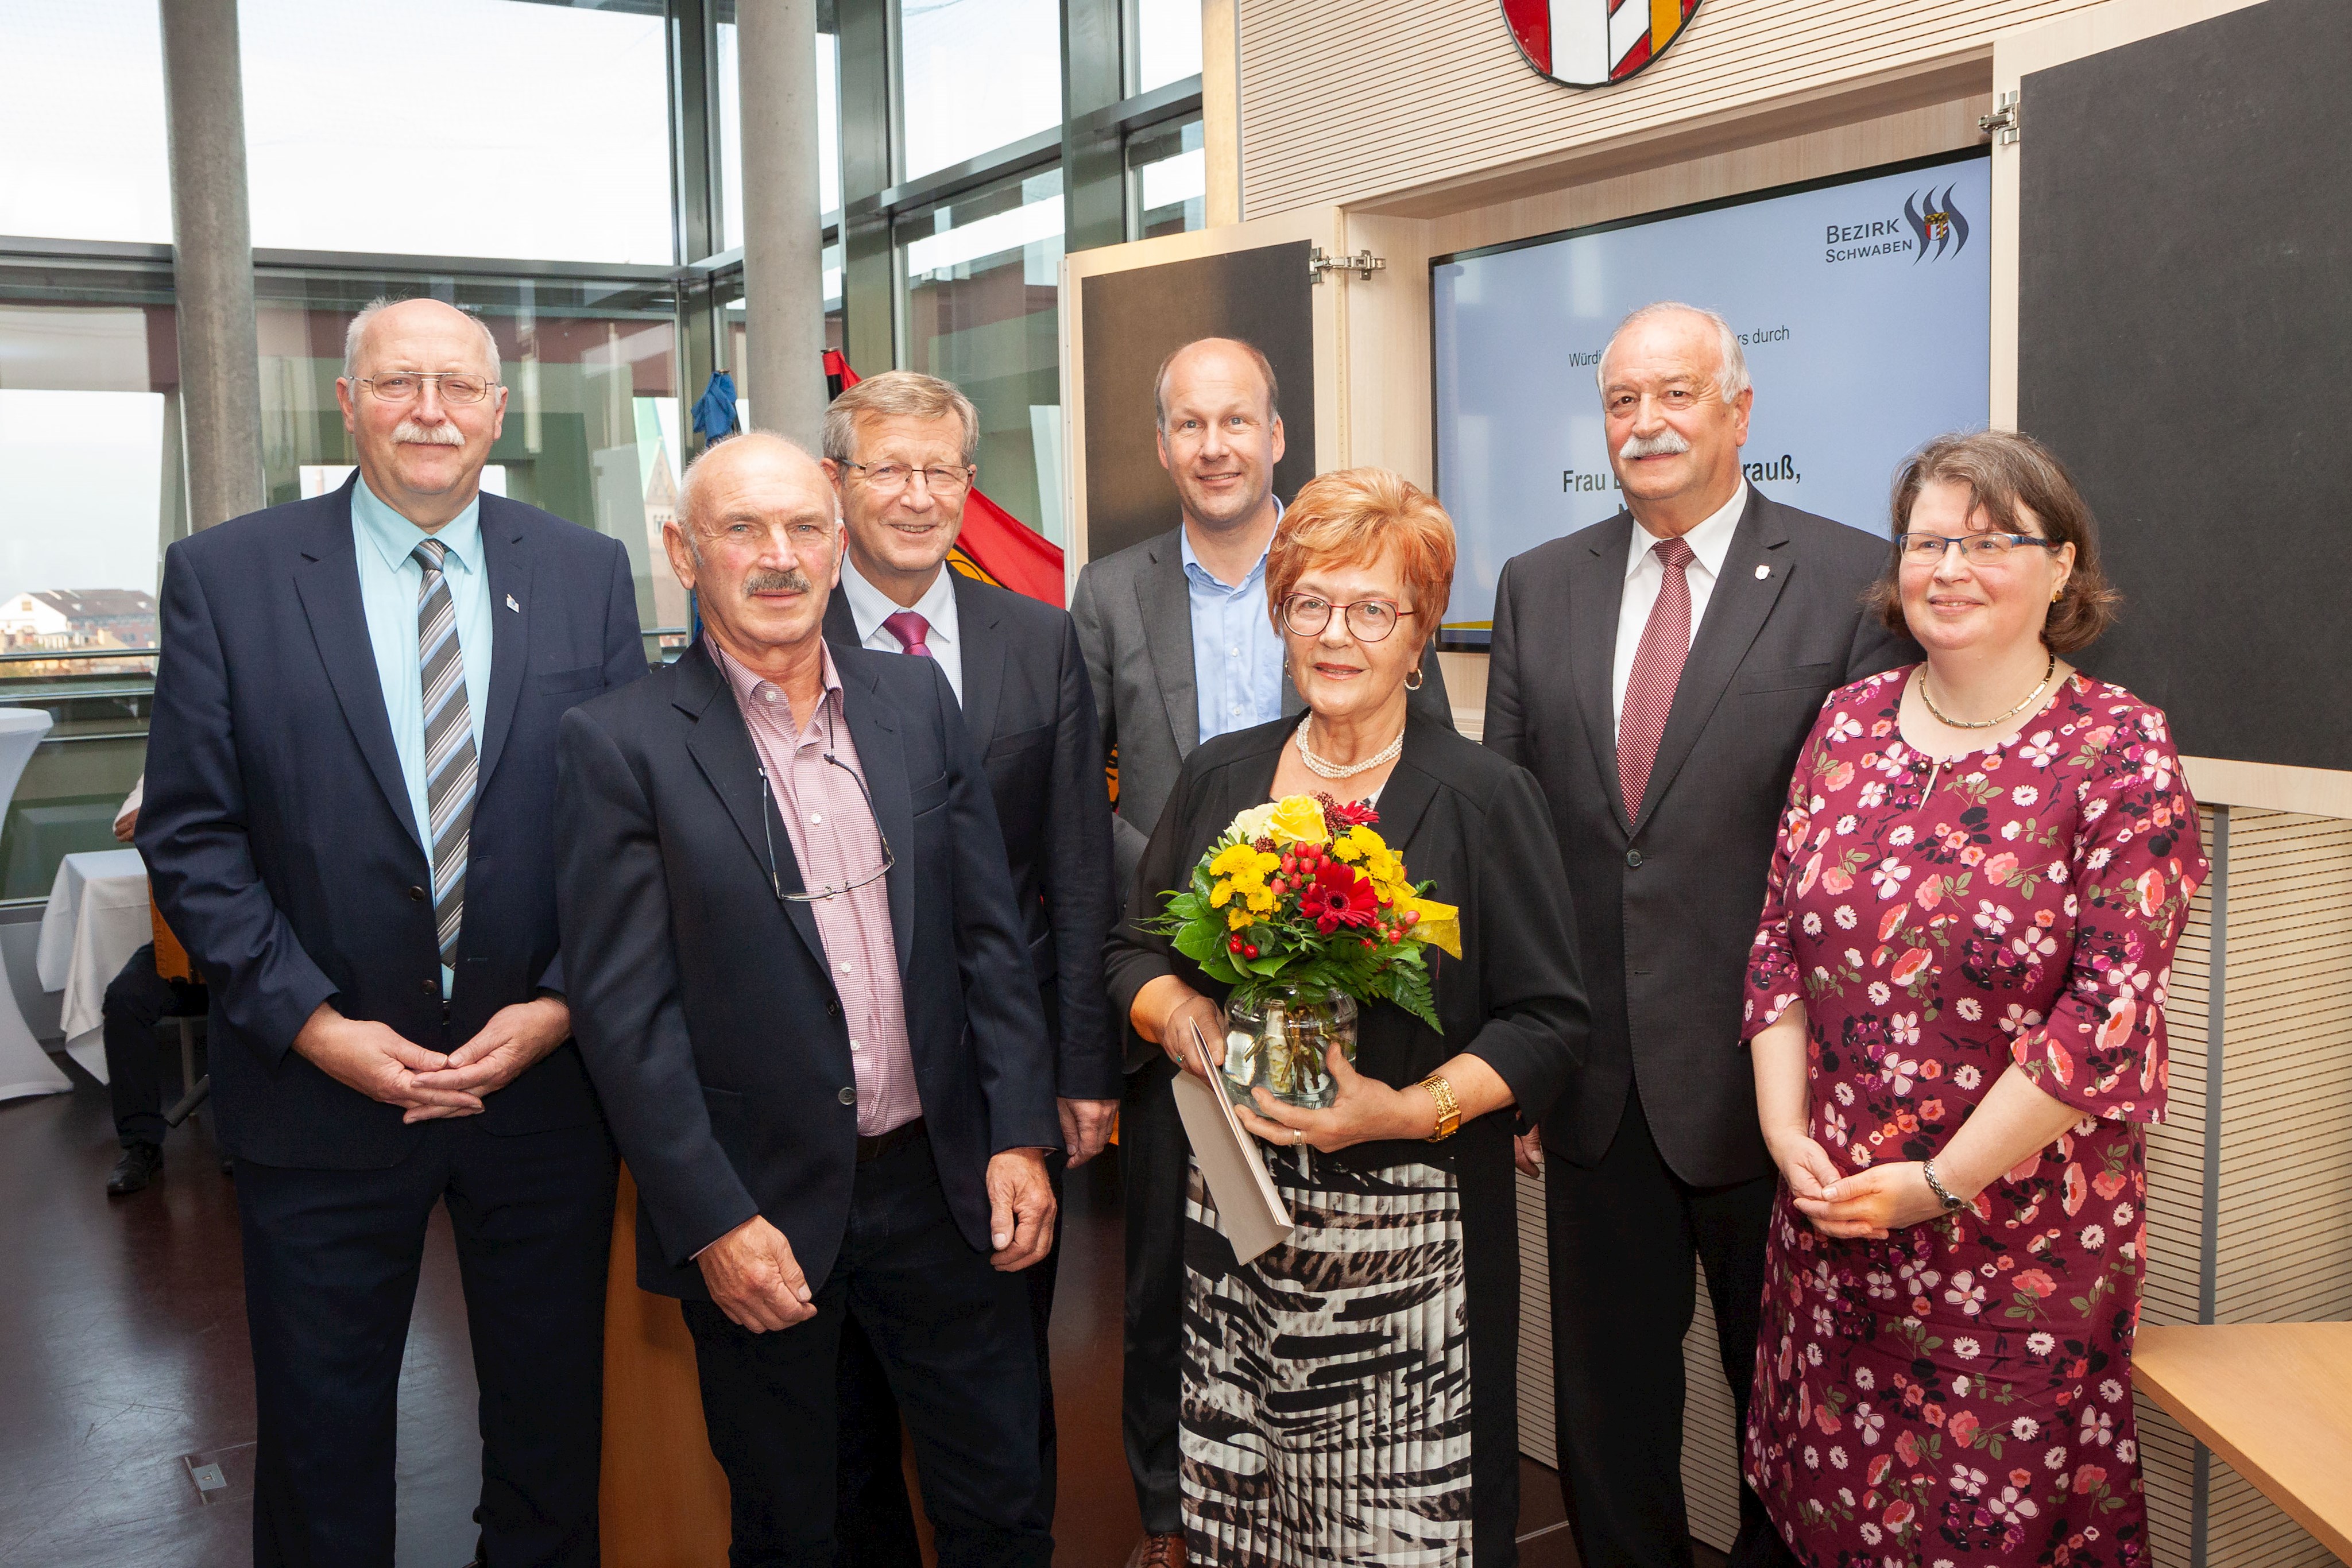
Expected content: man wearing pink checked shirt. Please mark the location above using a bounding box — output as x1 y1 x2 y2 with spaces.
555 432 1062 1567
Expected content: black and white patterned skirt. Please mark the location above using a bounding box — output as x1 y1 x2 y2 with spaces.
1181 1149 1472 1566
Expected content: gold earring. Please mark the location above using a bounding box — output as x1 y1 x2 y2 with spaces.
2051 586 2064 602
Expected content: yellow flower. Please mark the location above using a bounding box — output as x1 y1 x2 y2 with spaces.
1407 897 1461 958
1210 842 1266 878
1245 884 1276 913
1265 795 1328 845
1227 907 1252 931
1209 880 1235 908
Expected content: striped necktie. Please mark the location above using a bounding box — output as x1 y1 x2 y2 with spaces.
1618 534 1697 820
413 540 476 971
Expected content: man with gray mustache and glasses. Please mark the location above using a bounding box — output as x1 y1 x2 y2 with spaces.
1483 303 1916 1568
141 296 646 1566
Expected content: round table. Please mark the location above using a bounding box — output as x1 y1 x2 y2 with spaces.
0 708 69 1101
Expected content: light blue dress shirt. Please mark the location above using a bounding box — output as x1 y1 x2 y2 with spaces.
1181 509 1286 745
352 478 493 995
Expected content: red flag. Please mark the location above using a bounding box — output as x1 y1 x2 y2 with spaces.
823 350 1066 607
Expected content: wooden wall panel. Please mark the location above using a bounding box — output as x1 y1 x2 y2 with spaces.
1236 0 2107 222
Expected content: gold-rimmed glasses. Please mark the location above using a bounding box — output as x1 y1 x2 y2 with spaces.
355 373 499 405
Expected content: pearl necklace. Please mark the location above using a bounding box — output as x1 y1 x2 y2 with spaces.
1296 714 1403 779
1918 651 2056 730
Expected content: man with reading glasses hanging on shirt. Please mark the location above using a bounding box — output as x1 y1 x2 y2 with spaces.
817 370 1119 1563
554 431 1063 1568
139 297 647 1567
1483 303 1916 1568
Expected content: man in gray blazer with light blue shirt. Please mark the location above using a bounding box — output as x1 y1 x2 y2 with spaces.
1069 336 1449 1568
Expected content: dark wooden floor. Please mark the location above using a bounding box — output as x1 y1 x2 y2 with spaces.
0 1065 1720 1566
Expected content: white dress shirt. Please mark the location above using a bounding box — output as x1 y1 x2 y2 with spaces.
840 555 964 702
1611 481 1749 735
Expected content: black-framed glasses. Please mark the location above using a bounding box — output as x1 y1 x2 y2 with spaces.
837 460 974 497
1897 532 2065 564
1280 593 1415 643
355 373 499 405
756 712 895 902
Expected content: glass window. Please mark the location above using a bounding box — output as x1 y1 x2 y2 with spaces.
1127 116 1205 239
717 22 842 256
252 270 683 642
0 2 172 243
898 0 1062 184
238 0 673 264
1134 0 1204 94
717 243 845 444
899 168 1064 542
0 263 186 896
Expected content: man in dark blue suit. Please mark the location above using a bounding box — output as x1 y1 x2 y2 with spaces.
554 432 1061 1568
139 297 647 1568
817 370 1118 1563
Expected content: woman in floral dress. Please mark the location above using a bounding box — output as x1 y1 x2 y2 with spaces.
1740 431 2205 1568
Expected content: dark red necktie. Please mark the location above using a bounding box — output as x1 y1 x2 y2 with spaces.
1618 535 1696 819
882 610 932 657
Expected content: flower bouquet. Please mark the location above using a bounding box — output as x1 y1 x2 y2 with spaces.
1146 793 1460 1109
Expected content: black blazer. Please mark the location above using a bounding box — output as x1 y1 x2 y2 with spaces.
824 572 1119 1101
553 639 1059 1299
138 477 648 1169
1484 490 1918 1185
1103 713 1588 1178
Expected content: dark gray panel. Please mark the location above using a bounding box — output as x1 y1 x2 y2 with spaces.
2017 0 2352 772
1079 242 1316 563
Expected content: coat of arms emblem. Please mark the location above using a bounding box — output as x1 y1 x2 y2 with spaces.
1501 0 1703 88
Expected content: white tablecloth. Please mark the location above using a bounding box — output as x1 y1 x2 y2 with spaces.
0 708 68 1101
36 848 150 1082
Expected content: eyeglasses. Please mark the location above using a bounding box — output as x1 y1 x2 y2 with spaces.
1279 593 1415 643
838 460 974 497
355 373 498 405
1897 532 2065 565
756 708 895 902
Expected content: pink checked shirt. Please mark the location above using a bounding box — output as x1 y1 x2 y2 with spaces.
713 638 921 1137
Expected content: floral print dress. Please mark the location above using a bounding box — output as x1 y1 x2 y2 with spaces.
1740 668 2205 1568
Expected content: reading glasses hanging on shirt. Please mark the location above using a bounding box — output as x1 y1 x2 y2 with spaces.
757 751 896 903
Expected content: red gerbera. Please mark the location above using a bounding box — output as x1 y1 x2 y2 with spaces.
1296 860 1379 933
1323 796 1380 830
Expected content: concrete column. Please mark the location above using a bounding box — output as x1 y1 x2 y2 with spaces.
158 0 265 528
737 0 830 446
1202 0 1241 226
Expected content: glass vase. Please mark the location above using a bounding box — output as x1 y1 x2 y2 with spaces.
1221 985 1358 1111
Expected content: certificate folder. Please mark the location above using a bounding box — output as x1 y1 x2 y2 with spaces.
1169 1023 1294 1266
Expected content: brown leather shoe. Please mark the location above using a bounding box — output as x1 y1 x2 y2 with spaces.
1125 1532 1185 1568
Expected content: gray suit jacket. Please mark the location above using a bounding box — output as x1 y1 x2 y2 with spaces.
1483 490 1918 1186
1070 524 1455 880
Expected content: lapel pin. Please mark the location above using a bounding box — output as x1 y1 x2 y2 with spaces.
505 594 520 613
1754 564 1771 580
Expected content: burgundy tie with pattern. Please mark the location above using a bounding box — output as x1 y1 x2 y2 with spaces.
1618 534 1697 820
881 609 932 657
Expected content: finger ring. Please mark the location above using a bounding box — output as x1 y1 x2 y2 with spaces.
1293 1128 1305 1146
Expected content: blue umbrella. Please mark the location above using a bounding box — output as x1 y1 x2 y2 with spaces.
691 371 738 443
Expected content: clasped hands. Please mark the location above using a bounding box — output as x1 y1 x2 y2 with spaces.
697 1147 1057 1333
290 996 572 1124
1144 981 1437 1154
1767 1128 1951 1240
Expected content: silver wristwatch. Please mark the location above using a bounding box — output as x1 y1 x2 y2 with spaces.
1921 1159 1967 1213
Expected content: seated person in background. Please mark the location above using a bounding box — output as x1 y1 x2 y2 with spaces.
100 779 206 1197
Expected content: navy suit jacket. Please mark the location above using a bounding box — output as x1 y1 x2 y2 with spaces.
823 572 1120 1101
553 640 1060 1299
138 477 648 1169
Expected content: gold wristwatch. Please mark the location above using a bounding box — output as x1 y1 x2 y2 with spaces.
1419 1074 1461 1141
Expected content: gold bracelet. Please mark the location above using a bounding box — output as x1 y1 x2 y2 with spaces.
1420 1074 1461 1142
